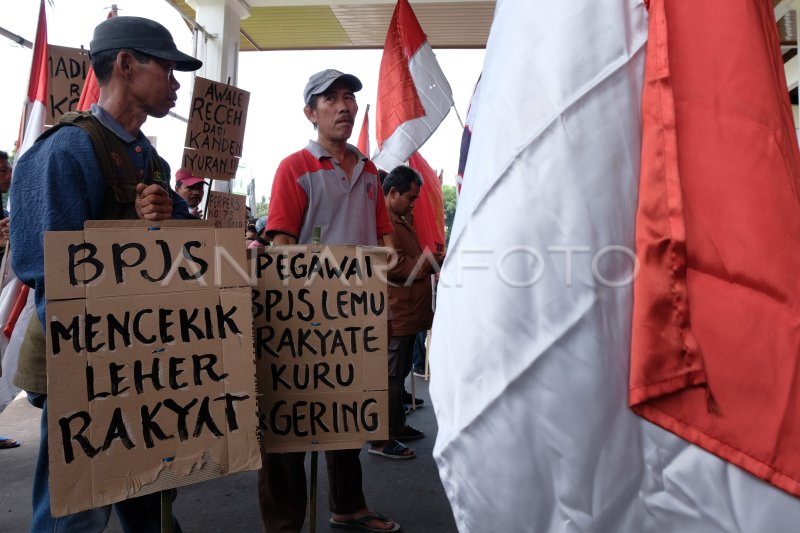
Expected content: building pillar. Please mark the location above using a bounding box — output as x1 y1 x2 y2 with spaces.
187 0 250 192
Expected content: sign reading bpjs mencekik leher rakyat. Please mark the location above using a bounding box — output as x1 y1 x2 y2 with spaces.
44 220 260 517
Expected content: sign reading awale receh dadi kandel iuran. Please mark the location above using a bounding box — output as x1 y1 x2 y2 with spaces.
44 220 260 517
251 245 389 452
182 76 249 181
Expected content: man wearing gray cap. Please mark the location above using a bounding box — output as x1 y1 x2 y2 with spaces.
261 70 398 532
11 15 200 532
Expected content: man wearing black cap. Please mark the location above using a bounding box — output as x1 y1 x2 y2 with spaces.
261 70 398 532
10 16 200 532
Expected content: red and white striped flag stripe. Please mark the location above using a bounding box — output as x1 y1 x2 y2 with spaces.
16 0 49 158
372 0 453 171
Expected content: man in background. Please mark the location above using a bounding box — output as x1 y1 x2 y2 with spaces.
175 168 208 217
369 165 443 460
11 16 199 531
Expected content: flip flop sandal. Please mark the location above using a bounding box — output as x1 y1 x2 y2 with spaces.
0 437 20 449
329 512 401 532
368 439 415 460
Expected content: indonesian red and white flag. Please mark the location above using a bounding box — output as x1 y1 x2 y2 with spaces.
356 103 370 156
430 0 800 531
2 0 48 410
17 0 48 158
372 0 454 171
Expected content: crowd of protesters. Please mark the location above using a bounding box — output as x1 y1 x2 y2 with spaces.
0 14 444 533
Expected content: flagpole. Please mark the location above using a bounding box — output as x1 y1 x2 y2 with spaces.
451 104 465 129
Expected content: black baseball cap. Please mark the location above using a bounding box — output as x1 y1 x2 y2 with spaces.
90 16 202 72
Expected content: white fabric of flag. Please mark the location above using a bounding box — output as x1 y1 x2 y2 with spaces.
373 44 453 170
429 0 800 531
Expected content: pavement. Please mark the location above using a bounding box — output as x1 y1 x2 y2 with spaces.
0 376 456 533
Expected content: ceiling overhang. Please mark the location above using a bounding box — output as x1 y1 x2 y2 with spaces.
172 0 495 51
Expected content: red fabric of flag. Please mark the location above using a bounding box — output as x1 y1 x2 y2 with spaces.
630 0 800 497
408 151 444 253
357 104 370 156
77 11 113 112
376 0 426 147
27 1 48 106
77 68 99 112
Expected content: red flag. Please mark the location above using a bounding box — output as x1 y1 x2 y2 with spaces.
77 10 114 112
630 0 800 497
373 0 453 171
408 151 444 253
17 0 48 157
77 69 100 112
357 103 370 156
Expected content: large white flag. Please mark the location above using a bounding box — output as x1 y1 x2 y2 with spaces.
430 0 800 532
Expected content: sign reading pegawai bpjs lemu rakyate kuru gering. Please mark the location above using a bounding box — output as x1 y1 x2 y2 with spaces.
44 220 260 517
251 246 389 452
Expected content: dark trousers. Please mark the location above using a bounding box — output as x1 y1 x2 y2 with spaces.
387 335 415 438
258 449 366 533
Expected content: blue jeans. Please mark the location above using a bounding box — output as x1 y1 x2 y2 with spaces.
28 393 181 533
412 330 427 372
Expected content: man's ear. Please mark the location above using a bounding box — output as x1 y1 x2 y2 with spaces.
303 105 316 125
115 50 135 79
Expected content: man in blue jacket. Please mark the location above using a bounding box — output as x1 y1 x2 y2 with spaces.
11 16 200 532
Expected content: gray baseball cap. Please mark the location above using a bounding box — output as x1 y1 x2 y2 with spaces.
90 16 202 72
303 69 363 105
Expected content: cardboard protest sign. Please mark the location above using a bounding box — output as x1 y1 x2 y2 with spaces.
252 246 389 452
44 220 248 302
48 45 88 125
182 76 249 181
45 221 259 517
206 191 247 229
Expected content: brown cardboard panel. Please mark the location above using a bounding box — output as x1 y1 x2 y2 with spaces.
44 223 248 302
206 192 247 230
251 245 389 452
182 77 250 181
46 290 259 516
214 229 252 289
47 45 88 126
260 390 388 453
45 267 259 514
44 231 87 302
217 288 262 473
84 220 215 229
